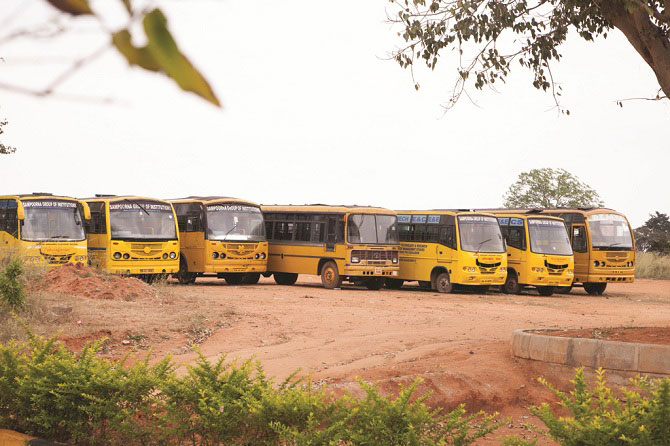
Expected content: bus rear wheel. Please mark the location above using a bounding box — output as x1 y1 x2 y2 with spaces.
274 272 298 286
537 286 555 297
503 272 521 294
434 272 453 293
320 261 342 289
385 278 404 290
584 282 607 296
242 273 261 285
364 278 384 290
224 274 245 285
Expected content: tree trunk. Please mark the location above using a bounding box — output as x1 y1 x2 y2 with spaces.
599 1 670 99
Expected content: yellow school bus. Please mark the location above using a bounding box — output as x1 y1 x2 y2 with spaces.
261 205 399 289
539 208 635 295
169 197 268 285
389 211 507 292
492 213 574 296
0 194 90 268
82 195 179 280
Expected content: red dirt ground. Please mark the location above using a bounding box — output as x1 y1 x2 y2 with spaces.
539 326 670 345
21 277 670 445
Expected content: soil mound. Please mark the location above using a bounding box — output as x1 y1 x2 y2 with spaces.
538 327 670 346
36 263 155 301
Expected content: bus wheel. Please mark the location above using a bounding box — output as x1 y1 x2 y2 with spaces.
224 274 245 285
177 258 196 284
434 272 453 293
364 278 384 290
243 273 261 285
274 272 299 286
503 272 521 294
537 286 555 297
584 282 607 296
556 285 572 294
385 278 404 290
320 261 342 289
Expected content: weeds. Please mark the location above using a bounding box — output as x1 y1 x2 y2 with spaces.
0 258 26 309
635 251 670 279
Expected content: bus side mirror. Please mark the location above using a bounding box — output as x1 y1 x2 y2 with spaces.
81 202 91 220
16 203 24 220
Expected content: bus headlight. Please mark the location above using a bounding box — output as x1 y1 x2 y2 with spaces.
392 257 398 264
567 269 574 274
255 253 260 259
212 252 219 259
113 252 122 260
162 253 168 260
123 253 130 260
260 252 266 259
594 261 600 267
351 256 360 264
499 267 506 273
220 252 226 259
169 252 177 259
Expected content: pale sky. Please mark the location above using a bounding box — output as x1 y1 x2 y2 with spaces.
1 0 668 227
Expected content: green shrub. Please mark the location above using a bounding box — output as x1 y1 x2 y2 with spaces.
531 368 670 446
0 324 172 445
0 258 26 309
635 251 670 279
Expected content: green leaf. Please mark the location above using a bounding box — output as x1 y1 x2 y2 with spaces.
44 0 93 15
111 30 161 72
143 9 221 107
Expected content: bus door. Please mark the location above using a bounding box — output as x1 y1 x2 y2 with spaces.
570 224 589 282
506 218 527 282
326 217 337 252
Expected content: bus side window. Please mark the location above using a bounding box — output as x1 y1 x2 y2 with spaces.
414 224 426 242
265 221 274 240
426 225 439 243
6 200 18 237
87 202 107 234
572 226 587 253
507 227 525 250
398 224 411 241
439 226 456 249
0 200 7 235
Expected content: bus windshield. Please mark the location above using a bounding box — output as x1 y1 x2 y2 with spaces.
587 213 633 250
528 219 573 255
110 201 177 241
21 200 85 242
206 204 265 241
458 215 505 253
347 214 398 244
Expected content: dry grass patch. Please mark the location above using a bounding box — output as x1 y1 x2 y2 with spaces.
636 251 670 279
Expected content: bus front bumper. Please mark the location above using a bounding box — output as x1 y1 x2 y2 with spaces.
107 260 179 275
344 265 399 277
579 272 635 284
524 274 574 287
451 270 505 286
205 261 267 274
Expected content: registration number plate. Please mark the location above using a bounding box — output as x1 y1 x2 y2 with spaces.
375 267 382 275
140 269 154 273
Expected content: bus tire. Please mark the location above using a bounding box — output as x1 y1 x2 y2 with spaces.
177 257 197 285
274 272 299 286
385 278 404 290
584 282 607 295
243 273 261 285
320 261 342 289
434 272 453 293
364 278 384 290
503 272 521 294
556 285 572 294
224 274 245 285
261 272 273 278
537 286 555 297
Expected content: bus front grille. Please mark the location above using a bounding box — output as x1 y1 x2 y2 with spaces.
351 250 398 261
225 243 258 257
45 254 73 264
131 243 163 257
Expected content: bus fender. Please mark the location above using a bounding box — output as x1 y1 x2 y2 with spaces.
317 258 335 276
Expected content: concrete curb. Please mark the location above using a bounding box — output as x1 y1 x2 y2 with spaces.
511 329 670 375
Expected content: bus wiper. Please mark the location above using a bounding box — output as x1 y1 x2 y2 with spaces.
123 198 150 216
475 238 492 253
223 223 239 241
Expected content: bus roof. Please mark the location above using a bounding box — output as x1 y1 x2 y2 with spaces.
396 210 498 217
80 195 172 204
261 204 395 215
1 194 80 202
488 212 566 222
169 196 260 206
479 208 628 218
